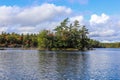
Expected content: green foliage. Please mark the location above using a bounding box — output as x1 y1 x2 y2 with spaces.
38 30 48 48
0 32 38 48
101 42 120 48
88 39 102 48
38 18 93 50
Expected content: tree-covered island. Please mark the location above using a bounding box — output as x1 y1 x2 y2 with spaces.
38 18 101 51
0 18 105 50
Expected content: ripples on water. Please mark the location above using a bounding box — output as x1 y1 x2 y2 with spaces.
0 48 120 80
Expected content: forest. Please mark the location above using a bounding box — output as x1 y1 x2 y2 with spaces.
0 18 118 50
0 32 38 48
101 42 120 48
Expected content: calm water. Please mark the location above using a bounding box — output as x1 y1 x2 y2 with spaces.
0 48 120 80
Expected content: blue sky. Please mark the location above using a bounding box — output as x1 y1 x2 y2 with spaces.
0 0 120 42
0 0 120 14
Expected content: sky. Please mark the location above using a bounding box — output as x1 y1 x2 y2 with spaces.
0 0 120 42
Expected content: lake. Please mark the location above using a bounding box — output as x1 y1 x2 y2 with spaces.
0 48 120 80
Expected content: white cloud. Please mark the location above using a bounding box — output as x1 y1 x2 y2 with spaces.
118 21 120 27
89 30 115 37
16 3 72 25
88 13 120 42
101 40 115 43
0 3 72 33
18 28 36 34
17 26 35 32
70 15 84 24
0 26 8 33
89 13 110 25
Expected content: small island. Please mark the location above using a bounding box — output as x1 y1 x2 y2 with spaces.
38 18 101 51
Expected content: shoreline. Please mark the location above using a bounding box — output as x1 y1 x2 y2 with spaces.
0 47 93 51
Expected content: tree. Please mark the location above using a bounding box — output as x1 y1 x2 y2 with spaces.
79 26 89 50
54 18 69 48
38 30 49 49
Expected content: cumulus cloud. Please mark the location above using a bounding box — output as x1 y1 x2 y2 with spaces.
0 3 72 33
89 13 110 25
16 4 72 25
118 21 120 27
70 15 84 24
0 26 8 32
89 30 115 37
89 13 120 42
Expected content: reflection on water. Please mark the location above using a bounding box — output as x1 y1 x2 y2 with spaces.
38 51 89 80
0 48 120 79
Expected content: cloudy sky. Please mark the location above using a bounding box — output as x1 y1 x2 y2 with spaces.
0 0 120 42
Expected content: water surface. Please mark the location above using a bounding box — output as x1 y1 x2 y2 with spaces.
0 48 120 80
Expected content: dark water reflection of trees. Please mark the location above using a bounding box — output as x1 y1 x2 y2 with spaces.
38 51 90 80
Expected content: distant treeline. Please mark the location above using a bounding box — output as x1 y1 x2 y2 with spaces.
101 42 120 48
0 32 38 48
0 18 109 50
